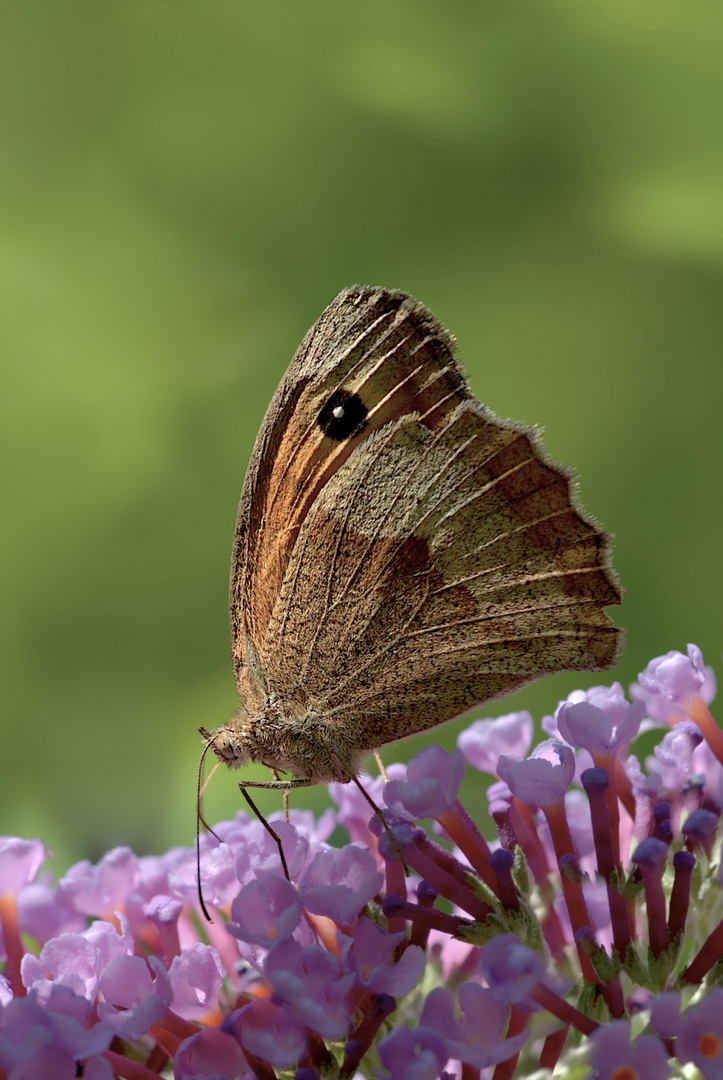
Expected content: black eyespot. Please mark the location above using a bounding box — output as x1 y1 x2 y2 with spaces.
317 389 368 441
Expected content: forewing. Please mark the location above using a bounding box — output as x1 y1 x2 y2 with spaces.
230 286 467 691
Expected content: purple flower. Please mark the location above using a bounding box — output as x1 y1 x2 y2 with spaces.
682 808 719 848
0 838 46 896
688 741 723 808
4 640 723 1080
185 840 242 909
21 934 101 1005
497 740 576 807
654 721 704 772
299 845 383 926
226 875 302 947
97 953 172 1039
458 711 534 775
486 779 513 809
263 938 355 1039
56 847 139 918
377 1025 449 1080
286 806 337 845
0 988 113 1078
184 817 309 904
145 893 183 965
168 944 225 1022
625 756 663 798
426 928 480 984
174 1025 253 1080
650 992 682 1038
341 916 425 996
578 879 616 951
118 848 191 940
330 766 406 846
236 820 310 885
21 914 134 1003
625 753 667 842
587 1020 670 1079
632 644 715 723
224 998 308 1069
420 984 529 1067
546 682 634 735
384 746 465 820
481 934 545 1004
631 837 668 869
86 911 135 961
16 878 85 945
556 699 644 755
676 987 723 1077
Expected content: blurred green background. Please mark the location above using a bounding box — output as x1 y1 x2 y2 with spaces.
2 0 721 872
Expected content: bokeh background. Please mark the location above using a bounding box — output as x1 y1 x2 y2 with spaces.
2 0 721 872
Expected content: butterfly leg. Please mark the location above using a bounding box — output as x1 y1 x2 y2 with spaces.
239 777 316 790
374 750 389 782
238 776 316 881
325 752 409 875
272 768 290 823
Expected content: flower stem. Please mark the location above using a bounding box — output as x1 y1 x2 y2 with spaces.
668 851 695 942
103 1050 164 1080
401 830 491 921
680 916 723 984
341 993 396 1076
530 983 598 1036
0 894 25 997
543 801 598 984
687 697 723 766
491 1006 529 1080
539 1026 568 1070
437 800 497 891
385 855 408 935
582 768 632 962
382 893 472 937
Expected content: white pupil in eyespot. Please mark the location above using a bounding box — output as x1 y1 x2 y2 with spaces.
332 405 345 419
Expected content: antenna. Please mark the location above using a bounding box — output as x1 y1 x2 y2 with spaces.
196 736 222 923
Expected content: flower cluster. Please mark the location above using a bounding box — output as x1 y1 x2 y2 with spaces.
1 643 722 1080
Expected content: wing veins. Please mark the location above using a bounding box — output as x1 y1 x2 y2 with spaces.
319 586 603 712
295 434 394 681
321 628 607 718
431 560 604 597
406 591 601 641
313 423 537 666
431 454 543 532
322 423 482 654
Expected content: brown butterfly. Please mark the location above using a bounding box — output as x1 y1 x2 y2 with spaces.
202 286 623 793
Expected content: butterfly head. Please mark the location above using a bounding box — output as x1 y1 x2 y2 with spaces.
198 723 250 770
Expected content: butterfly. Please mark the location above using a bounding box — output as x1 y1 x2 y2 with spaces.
202 286 623 792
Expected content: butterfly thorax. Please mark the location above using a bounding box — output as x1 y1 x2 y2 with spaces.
207 703 365 784
211 635 367 782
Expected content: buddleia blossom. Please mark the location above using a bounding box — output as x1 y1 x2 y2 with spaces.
2 644 723 1079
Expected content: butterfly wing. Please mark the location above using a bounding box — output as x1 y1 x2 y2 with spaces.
230 287 623 747
230 286 468 705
